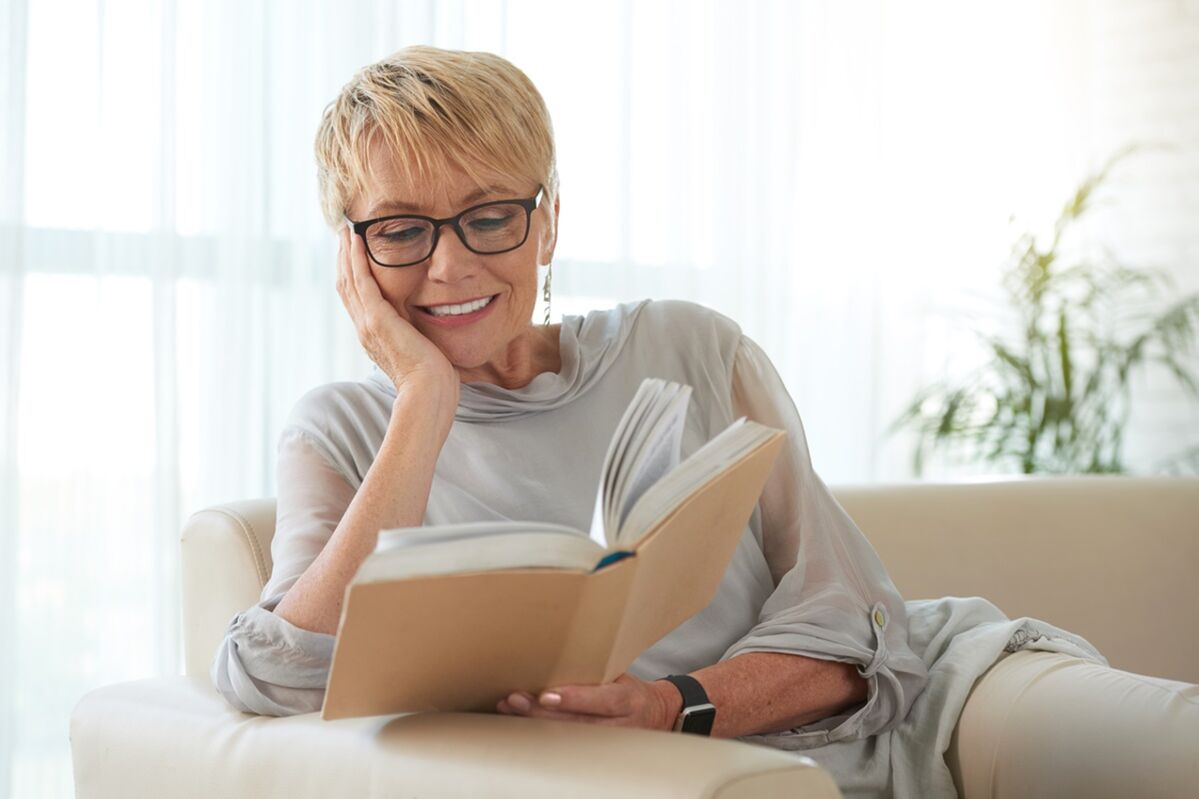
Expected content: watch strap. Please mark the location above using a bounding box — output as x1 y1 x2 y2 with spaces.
659 674 716 736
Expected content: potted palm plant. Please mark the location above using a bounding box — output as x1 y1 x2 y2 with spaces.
890 147 1199 476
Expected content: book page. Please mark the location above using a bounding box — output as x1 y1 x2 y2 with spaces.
608 383 690 534
375 520 584 551
588 387 654 548
588 378 665 546
617 417 773 546
598 383 660 537
359 523 605 583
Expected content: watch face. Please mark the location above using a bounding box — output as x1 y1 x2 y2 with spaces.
681 704 717 736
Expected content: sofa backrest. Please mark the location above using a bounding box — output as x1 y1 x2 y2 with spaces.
180 477 1199 683
833 476 1199 683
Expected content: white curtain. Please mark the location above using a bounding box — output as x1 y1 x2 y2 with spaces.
2 0 1196 796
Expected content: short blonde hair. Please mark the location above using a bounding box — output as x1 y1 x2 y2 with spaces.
314 46 559 232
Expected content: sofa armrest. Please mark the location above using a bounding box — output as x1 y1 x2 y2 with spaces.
71 677 843 799
948 650 1199 799
181 500 277 678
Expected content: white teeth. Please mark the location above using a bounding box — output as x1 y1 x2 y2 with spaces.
427 295 494 317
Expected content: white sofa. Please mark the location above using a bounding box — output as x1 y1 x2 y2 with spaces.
70 477 1199 798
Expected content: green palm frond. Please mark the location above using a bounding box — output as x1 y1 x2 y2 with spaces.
887 146 1199 476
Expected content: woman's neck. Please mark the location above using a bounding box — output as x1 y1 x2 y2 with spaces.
455 323 562 389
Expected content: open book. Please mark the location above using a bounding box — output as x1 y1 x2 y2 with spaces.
322 378 786 720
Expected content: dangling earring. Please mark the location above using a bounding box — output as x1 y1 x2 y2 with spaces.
542 262 553 326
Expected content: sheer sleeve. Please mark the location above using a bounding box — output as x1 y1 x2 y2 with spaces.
209 427 355 716
722 334 929 747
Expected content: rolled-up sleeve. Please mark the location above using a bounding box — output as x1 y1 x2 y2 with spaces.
210 428 355 716
721 334 929 747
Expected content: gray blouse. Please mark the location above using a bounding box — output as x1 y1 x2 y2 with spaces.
211 298 930 748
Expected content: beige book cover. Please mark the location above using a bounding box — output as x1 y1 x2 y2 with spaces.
321 429 785 721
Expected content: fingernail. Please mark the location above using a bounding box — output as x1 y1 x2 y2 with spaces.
540 691 562 707
509 693 531 712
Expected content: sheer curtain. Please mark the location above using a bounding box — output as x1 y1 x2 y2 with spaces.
2 0 1196 796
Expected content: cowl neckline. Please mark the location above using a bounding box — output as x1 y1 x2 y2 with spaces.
367 299 650 422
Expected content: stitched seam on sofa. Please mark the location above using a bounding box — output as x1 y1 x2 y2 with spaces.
1103 671 1199 707
210 507 269 586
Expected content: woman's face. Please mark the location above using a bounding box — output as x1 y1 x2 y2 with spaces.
345 142 558 381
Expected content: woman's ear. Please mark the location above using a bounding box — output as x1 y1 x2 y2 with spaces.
538 193 560 266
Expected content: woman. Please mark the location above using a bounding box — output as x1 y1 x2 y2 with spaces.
212 43 926 732
214 43 938 779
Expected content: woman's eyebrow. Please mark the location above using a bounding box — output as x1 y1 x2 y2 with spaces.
366 185 513 217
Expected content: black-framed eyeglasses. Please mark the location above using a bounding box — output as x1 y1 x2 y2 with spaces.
346 187 544 268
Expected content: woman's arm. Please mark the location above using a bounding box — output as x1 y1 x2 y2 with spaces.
210 385 453 717
500 653 867 737
212 226 462 715
711 334 928 744
273 226 463 634
273 383 454 635
676 652 868 737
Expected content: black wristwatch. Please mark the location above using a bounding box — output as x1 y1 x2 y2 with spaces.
658 674 716 735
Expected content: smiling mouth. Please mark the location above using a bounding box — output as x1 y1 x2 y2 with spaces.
418 294 500 318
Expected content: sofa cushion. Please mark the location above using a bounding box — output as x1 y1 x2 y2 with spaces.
71 676 842 799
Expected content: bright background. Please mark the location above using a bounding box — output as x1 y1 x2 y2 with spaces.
1 0 1197 795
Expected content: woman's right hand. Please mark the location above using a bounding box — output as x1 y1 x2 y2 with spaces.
336 225 460 410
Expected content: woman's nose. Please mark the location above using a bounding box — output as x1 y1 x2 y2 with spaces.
425 224 481 283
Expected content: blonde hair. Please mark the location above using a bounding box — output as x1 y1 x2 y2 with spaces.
314 46 559 234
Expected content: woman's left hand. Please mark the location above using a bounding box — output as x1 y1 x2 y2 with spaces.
496 673 679 731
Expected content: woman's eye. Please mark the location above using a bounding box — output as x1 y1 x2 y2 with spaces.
380 225 425 241
467 213 514 231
